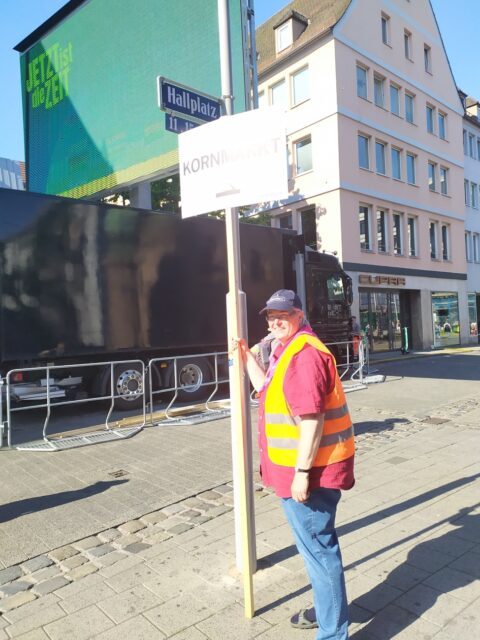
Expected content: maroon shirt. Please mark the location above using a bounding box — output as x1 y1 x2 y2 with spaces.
257 330 355 498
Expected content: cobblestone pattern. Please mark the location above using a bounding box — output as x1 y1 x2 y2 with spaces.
0 395 477 613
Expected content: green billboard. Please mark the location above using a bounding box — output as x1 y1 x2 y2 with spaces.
19 0 248 198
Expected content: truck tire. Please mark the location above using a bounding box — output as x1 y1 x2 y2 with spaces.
167 357 213 403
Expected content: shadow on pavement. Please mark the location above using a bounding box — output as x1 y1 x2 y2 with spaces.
350 506 479 638
374 352 480 382
0 479 128 522
354 417 410 436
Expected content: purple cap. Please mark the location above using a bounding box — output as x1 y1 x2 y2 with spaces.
260 289 303 315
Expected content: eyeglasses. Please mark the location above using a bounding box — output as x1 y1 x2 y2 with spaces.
266 312 295 323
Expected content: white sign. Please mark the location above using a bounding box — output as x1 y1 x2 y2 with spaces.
179 108 288 217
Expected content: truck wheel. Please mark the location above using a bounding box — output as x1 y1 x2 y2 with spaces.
109 364 145 410
168 358 213 403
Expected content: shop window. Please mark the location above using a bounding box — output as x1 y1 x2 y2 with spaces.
468 293 478 338
359 204 371 250
432 292 460 347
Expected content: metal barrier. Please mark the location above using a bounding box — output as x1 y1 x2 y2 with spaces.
148 352 232 426
324 339 367 393
4 360 146 451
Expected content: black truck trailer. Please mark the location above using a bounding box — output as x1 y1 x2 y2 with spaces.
0 188 352 408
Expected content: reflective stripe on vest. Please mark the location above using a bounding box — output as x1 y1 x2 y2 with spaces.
264 333 355 468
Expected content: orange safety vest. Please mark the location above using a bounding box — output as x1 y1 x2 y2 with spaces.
264 333 355 468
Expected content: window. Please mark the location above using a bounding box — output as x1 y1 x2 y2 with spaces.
279 213 293 229
301 208 317 249
374 75 385 108
477 138 480 161
270 80 287 107
441 225 449 260
292 67 309 105
463 130 468 155
465 179 470 206
375 141 386 175
465 231 472 261
440 167 448 195
426 105 435 134
359 204 371 250
430 221 438 259
471 182 478 208
392 212 403 255
405 92 414 123
473 234 480 262
391 147 401 180
406 153 416 184
404 30 412 59
428 161 436 191
381 14 390 45
276 22 292 53
407 216 417 256
356 65 368 99
469 134 475 158
258 91 267 109
390 84 400 116
377 209 387 252
438 112 446 139
358 134 370 170
424 44 432 73
294 137 312 174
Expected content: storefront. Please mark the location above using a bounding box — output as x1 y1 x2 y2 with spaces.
468 293 479 342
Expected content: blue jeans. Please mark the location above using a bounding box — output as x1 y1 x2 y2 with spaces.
282 488 349 640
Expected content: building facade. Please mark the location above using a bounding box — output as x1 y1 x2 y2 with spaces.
256 0 468 351
461 93 480 343
0 158 25 190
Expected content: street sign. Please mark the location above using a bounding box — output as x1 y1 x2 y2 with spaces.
164 113 199 134
158 76 222 123
178 107 288 218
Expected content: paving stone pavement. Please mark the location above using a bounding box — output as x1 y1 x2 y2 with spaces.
0 353 479 638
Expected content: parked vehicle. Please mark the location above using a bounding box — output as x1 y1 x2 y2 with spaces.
0 188 352 408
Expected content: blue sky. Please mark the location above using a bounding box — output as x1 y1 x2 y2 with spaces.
1 0 479 161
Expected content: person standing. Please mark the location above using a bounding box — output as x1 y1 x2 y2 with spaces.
236 289 355 639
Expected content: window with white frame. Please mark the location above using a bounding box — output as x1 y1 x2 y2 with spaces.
276 21 292 53
463 130 468 155
471 182 478 208
377 209 388 252
392 212 403 255
441 224 450 260
438 112 446 139
426 105 435 134
359 204 371 250
406 153 416 184
391 147 401 180
428 161 436 191
375 141 386 175
292 67 309 106
424 44 432 73
270 80 287 107
477 138 480 161
390 84 400 116
407 216 417 256
381 13 390 45
356 64 368 99
440 167 448 195
465 179 470 205
469 134 476 158
473 233 480 262
430 221 438 259
465 231 472 261
404 30 412 60
374 74 385 108
358 134 370 170
405 92 414 123
294 137 312 175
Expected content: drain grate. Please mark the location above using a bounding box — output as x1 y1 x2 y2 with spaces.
422 417 450 425
156 408 231 426
15 426 143 451
108 469 129 478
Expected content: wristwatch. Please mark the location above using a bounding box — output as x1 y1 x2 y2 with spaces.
295 468 311 474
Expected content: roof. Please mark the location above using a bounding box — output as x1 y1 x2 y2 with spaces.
15 0 86 52
256 0 352 76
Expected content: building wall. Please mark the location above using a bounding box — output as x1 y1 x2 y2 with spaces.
0 158 25 190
